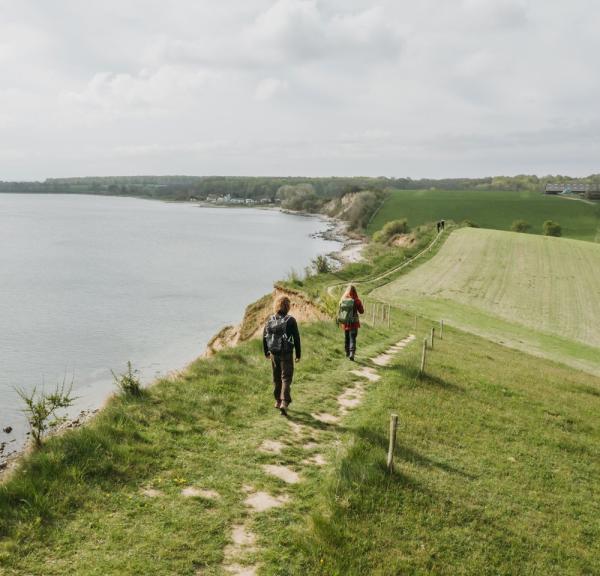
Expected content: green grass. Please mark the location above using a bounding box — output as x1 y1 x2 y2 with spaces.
0 314 393 575
1 305 599 574
372 228 600 375
368 189 600 241
272 314 600 575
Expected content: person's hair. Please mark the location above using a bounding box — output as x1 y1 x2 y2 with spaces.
274 295 291 315
342 284 358 300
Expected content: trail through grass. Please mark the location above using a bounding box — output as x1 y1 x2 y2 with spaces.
1 305 599 574
0 314 394 575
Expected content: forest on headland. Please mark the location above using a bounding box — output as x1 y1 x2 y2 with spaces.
3 173 600 202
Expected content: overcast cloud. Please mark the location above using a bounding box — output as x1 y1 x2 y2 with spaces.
1 0 599 179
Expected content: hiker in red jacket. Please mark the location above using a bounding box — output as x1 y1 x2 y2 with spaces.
337 285 364 361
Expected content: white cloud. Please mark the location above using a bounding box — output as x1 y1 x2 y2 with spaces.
0 0 599 179
254 77 288 101
62 66 217 118
461 0 529 28
244 0 403 66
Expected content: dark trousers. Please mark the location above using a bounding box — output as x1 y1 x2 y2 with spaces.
344 329 358 356
271 352 294 405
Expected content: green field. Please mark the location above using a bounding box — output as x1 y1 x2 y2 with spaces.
372 228 600 374
368 189 600 241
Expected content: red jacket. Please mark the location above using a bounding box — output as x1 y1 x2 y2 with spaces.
341 297 364 331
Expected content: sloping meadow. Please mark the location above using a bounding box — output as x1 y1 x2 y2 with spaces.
373 227 600 375
1 305 599 574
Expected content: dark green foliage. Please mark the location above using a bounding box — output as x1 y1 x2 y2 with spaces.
0 176 394 202
372 218 409 243
543 220 562 236
462 219 480 227
511 219 532 232
312 255 331 274
277 184 327 213
4 173 600 200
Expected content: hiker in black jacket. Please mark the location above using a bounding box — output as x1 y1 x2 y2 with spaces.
263 295 301 417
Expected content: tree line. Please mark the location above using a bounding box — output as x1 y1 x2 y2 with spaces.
3 174 600 202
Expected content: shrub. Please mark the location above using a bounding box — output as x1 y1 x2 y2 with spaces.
16 381 74 447
511 220 531 233
112 361 143 397
373 219 409 244
462 220 480 228
543 220 562 237
312 254 331 274
286 268 303 287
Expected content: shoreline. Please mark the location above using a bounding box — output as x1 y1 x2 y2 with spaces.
0 206 360 479
309 213 367 266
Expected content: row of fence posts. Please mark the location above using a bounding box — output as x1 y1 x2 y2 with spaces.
419 318 443 376
387 316 445 474
370 301 391 329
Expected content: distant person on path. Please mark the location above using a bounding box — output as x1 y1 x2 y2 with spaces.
337 285 364 361
263 295 301 417
436 221 441 233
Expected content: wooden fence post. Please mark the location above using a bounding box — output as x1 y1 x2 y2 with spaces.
419 338 427 375
387 304 391 329
430 327 435 349
387 413 399 473
414 315 418 331
372 303 376 325
380 303 384 322
440 320 444 339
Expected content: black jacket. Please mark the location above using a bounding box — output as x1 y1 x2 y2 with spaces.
263 313 301 359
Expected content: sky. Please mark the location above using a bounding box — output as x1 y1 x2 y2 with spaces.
1 0 599 180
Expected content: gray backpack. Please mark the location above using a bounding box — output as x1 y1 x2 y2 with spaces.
265 314 291 353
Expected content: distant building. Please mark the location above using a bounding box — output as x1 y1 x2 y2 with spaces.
544 182 588 194
544 184 564 194
544 182 600 200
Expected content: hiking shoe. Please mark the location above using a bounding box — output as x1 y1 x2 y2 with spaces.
279 406 288 417
275 401 281 409
349 353 355 361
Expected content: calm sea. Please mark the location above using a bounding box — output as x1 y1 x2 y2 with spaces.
0 194 340 455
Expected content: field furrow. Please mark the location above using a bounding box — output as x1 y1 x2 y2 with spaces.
372 228 600 372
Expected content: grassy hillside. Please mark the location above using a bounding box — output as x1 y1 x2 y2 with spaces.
372 228 600 375
283 317 600 575
1 307 598 575
368 189 600 241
